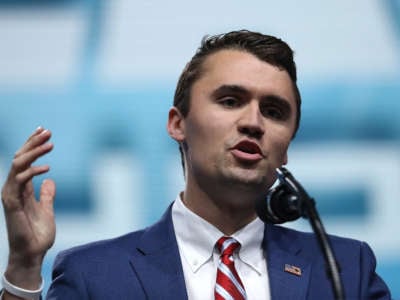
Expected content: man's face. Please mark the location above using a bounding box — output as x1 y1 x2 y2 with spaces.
170 49 297 195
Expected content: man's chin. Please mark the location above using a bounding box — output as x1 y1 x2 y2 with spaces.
223 169 269 189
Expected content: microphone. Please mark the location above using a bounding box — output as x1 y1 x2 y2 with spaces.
256 167 345 300
255 167 302 224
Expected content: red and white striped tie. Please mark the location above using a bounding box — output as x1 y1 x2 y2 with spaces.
215 237 247 300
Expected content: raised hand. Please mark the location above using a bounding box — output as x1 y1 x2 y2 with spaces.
1 127 56 289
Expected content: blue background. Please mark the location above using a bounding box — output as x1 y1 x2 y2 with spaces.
0 0 399 297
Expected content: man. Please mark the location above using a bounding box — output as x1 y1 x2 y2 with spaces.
1 30 391 299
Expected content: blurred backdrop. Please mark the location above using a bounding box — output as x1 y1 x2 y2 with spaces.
0 0 399 297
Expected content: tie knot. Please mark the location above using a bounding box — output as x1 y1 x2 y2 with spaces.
216 236 240 256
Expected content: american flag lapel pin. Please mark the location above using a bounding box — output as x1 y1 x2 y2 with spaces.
284 264 302 276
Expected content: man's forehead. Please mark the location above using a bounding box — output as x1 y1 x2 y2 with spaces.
197 50 295 95
199 49 289 81
199 49 248 71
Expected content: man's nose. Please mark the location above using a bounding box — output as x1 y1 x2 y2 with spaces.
237 102 265 139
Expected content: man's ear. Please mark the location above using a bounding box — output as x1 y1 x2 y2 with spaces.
167 107 185 142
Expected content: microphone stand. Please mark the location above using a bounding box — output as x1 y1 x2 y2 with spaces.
275 167 345 300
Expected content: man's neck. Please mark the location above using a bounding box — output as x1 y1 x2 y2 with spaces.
181 183 261 235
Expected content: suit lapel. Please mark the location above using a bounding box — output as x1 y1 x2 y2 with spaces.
127 205 312 300
265 225 311 300
129 205 188 300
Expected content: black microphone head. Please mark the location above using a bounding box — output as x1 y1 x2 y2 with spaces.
256 184 301 224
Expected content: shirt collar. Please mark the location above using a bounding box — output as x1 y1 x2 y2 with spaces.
230 212 266 275
172 194 221 273
172 194 265 274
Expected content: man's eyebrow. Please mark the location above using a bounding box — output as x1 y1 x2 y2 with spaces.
261 94 292 108
211 84 251 98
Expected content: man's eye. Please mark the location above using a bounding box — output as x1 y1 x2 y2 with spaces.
261 106 284 120
220 98 241 108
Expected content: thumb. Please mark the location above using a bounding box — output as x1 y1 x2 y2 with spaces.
40 179 56 213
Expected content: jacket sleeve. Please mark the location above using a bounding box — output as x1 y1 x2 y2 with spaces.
45 251 89 300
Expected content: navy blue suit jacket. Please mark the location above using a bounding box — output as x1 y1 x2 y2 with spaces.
46 204 391 299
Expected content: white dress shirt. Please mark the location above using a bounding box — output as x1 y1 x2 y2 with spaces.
172 195 271 300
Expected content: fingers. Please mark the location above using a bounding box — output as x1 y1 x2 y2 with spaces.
40 179 56 213
1 128 54 208
10 129 53 181
15 165 50 185
14 128 51 159
14 126 46 158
